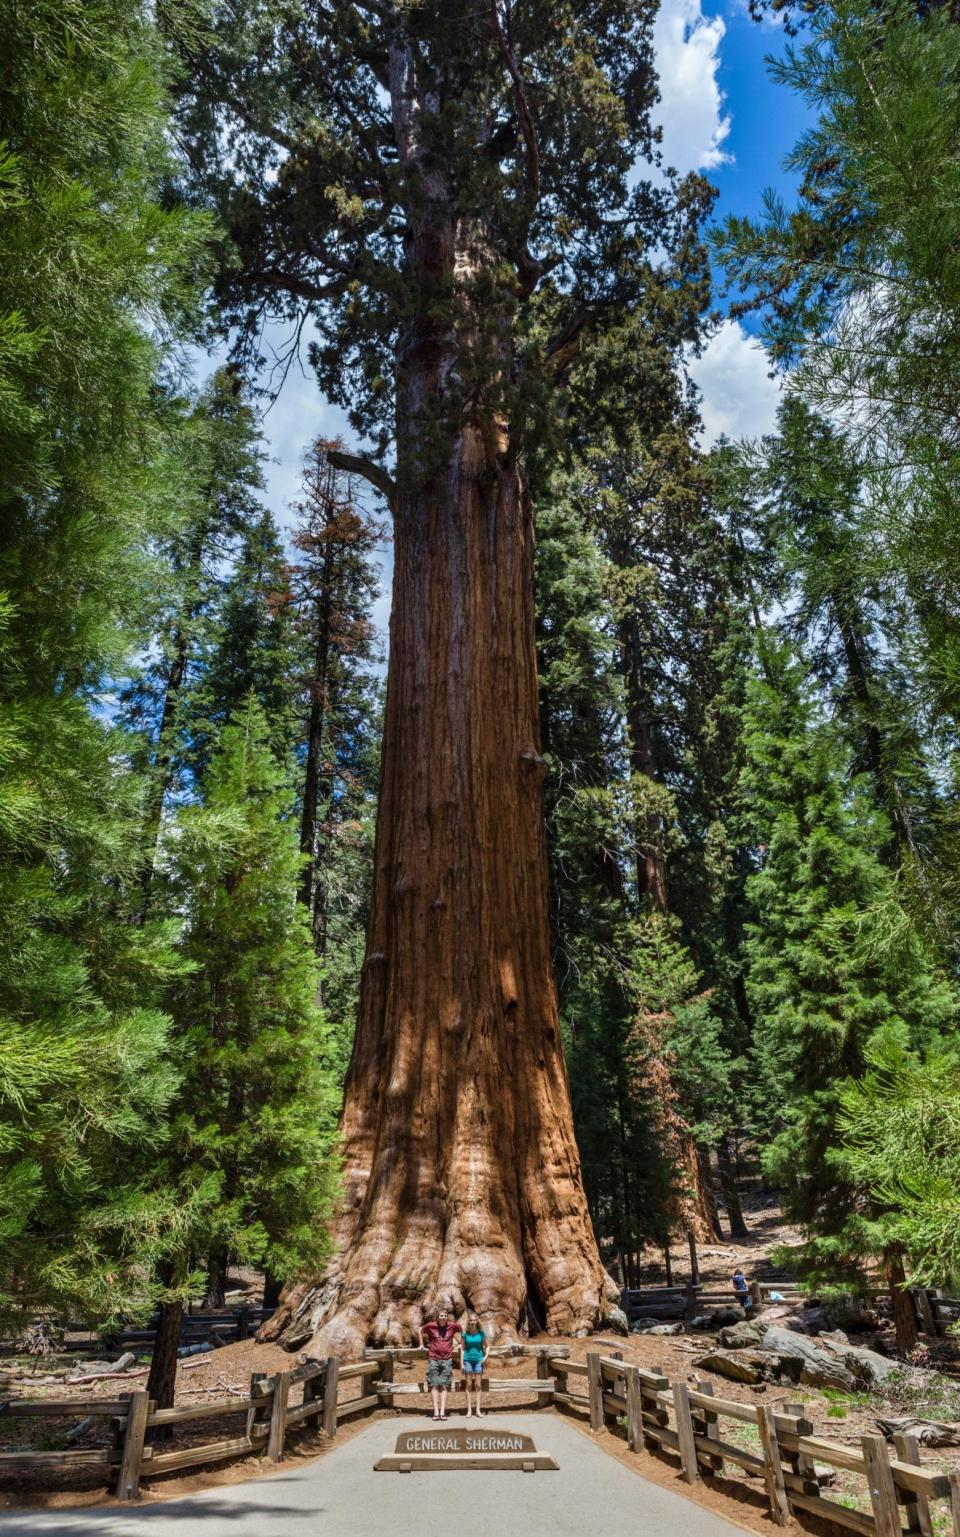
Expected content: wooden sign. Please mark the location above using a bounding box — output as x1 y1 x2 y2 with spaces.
374 1423 558 1472
395 1427 537 1455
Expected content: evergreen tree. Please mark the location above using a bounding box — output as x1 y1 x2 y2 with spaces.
183 507 299 780
0 0 206 1324
741 639 957 1342
122 366 269 862
839 1035 960 1289
147 697 339 1402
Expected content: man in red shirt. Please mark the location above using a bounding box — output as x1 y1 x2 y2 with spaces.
418 1304 462 1421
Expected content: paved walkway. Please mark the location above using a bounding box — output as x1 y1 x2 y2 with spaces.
4 1414 750 1537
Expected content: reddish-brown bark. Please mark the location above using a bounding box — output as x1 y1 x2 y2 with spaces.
264 422 616 1358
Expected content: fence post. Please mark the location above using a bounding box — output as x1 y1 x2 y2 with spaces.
246 1371 268 1441
671 1380 699 1485
625 1365 644 1454
910 1288 937 1337
783 1401 817 1493
757 1404 790 1526
862 1434 902 1537
586 1352 603 1431
893 1432 933 1537
552 1355 568 1407
116 1390 150 1502
948 1468 960 1537
237 1306 251 1341
683 1285 699 1324
322 1355 340 1439
377 1354 394 1412
267 1371 290 1463
692 1378 722 1474
536 1351 552 1409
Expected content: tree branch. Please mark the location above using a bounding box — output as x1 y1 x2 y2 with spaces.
326 449 397 509
489 0 539 209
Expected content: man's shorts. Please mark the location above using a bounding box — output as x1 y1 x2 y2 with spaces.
462 1359 484 1376
426 1358 453 1389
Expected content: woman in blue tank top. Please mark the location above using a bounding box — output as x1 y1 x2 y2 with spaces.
460 1311 487 1418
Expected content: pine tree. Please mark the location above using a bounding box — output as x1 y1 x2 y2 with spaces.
741 639 957 1343
839 1034 960 1289
146 697 340 1404
123 366 270 864
0 0 207 1324
183 507 299 781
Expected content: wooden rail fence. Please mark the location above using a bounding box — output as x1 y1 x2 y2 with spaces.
5 1341 960 1535
620 1282 960 1332
549 1351 960 1537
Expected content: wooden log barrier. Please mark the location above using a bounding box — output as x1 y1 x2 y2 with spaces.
267 1371 290 1463
586 1352 603 1432
671 1380 699 1486
757 1404 790 1527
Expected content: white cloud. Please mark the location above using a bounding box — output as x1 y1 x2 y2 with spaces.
653 0 732 173
688 319 782 446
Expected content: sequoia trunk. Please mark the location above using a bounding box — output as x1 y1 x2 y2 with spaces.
264 422 615 1358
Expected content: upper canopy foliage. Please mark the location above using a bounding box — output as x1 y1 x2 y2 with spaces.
164 0 712 465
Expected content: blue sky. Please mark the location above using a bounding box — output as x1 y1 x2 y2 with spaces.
214 0 810 592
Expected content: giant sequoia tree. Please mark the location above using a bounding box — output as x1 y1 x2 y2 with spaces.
171 0 709 1355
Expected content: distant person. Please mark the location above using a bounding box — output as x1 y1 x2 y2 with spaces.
419 1304 461 1422
733 1267 751 1312
460 1311 487 1419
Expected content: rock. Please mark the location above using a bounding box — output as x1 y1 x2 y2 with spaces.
718 1320 766 1349
761 1326 832 1367
693 1350 766 1385
630 1317 663 1333
799 1360 857 1392
761 1326 856 1390
874 1416 960 1447
644 1323 684 1337
600 1307 629 1337
710 1306 747 1328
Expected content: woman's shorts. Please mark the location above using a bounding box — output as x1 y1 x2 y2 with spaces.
426 1359 453 1389
462 1359 484 1376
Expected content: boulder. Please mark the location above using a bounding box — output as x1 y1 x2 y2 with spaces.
718 1320 767 1349
693 1350 766 1385
710 1306 747 1328
643 1322 684 1337
798 1360 857 1392
601 1306 630 1337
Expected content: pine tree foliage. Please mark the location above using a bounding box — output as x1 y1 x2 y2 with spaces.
839 1035 960 1287
156 696 340 1296
741 639 957 1281
0 0 207 1323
